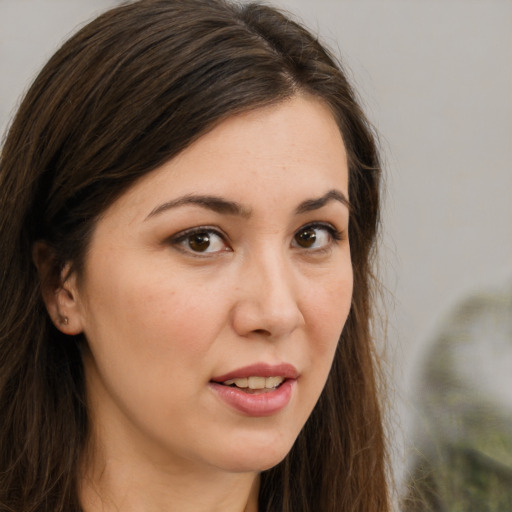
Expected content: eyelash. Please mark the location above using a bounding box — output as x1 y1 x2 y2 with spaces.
168 222 344 256
169 226 231 256
291 222 344 252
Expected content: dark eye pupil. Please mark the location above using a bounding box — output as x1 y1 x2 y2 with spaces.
189 233 210 252
296 228 316 248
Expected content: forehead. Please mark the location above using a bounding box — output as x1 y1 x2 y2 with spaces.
103 95 349 223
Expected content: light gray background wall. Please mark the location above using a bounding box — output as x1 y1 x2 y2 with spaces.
2 0 511 489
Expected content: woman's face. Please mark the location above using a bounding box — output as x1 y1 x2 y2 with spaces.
69 95 352 474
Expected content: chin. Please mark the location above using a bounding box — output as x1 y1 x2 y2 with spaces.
213 434 295 474
218 454 288 474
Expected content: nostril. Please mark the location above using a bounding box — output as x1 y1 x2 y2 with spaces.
252 328 271 336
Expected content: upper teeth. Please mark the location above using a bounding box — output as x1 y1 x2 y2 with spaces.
223 376 285 389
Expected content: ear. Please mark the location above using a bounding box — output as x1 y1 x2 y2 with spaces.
32 241 84 335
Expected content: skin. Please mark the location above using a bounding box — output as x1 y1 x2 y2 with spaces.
41 95 353 512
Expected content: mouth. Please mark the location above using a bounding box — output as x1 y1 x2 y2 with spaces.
220 376 286 394
209 363 298 416
211 362 298 391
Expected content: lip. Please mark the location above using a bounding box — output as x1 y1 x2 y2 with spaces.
211 362 299 383
210 362 299 417
209 379 296 417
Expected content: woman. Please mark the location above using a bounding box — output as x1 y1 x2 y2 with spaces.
0 0 388 510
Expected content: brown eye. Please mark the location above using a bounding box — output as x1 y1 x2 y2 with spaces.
188 232 211 252
172 228 229 255
292 224 340 251
294 227 317 248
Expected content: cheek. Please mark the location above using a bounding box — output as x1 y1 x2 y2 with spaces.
307 265 353 338
301 264 353 383
79 259 230 433
80 255 227 375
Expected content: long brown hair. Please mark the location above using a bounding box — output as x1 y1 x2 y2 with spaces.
0 1 387 510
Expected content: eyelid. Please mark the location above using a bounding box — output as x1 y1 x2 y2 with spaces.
297 221 343 238
166 221 344 256
168 226 231 255
292 221 344 250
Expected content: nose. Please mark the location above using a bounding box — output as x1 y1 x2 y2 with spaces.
230 249 305 340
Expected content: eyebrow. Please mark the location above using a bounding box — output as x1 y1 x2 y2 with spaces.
145 189 350 220
295 189 351 214
146 194 251 220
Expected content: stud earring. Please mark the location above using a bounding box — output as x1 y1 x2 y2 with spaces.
60 316 69 326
